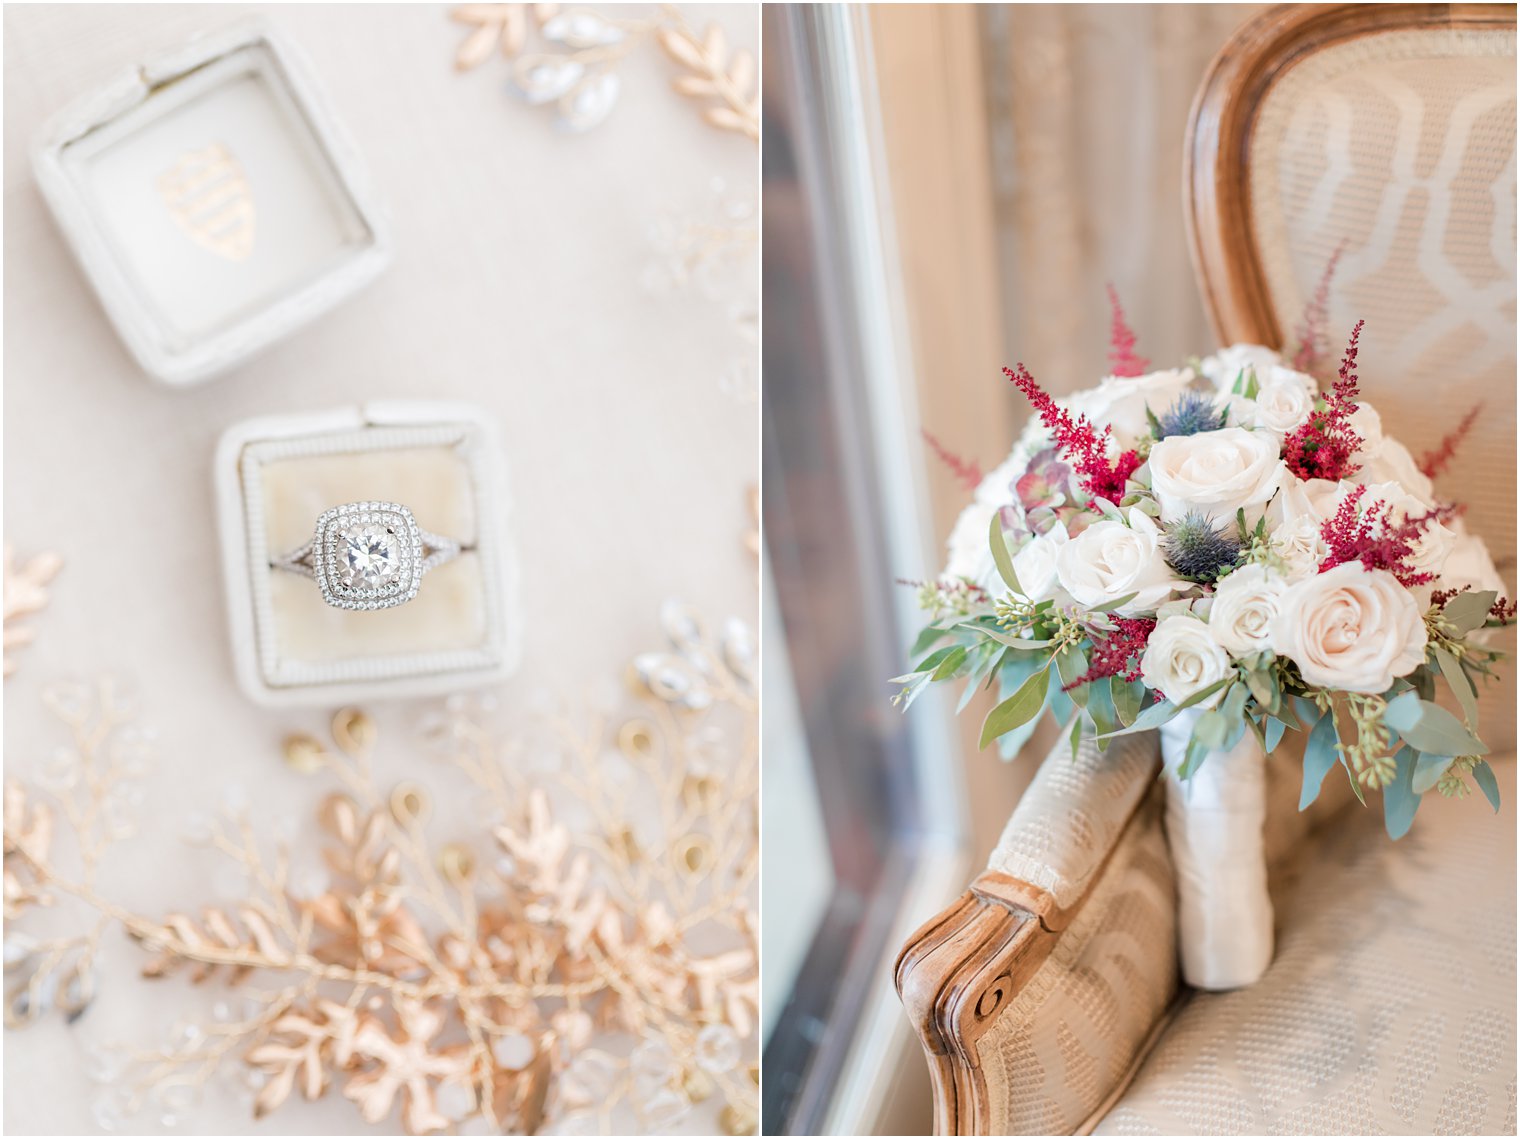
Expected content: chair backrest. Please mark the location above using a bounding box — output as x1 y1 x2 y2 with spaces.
1187 3 1517 748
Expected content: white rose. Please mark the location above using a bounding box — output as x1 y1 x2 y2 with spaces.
1272 563 1428 693
944 499 1002 592
1011 522 1069 602
1148 427 1285 525
1356 436 1435 506
1359 481 1456 582
1141 615 1232 706
1209 563 1289 657
1061 369 1196 450
1268 471 1343 529
1438 518 1508 596
1201 344 1282 391
1055 507 1184 616
1347 401 1384 451
1249 366 1319 439
1269 515 1328 581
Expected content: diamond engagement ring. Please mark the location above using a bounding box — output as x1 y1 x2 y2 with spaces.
271 501 465 610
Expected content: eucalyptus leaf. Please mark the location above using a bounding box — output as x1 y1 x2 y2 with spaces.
968 626 1055 651
906 644 961 678
987 514 1024 596
931 645 969 681
980 665 1050 749
1181 732 1211 779
1047 674 1075 731
1382 692 1488 757
1192 707 1230 752
909 623 949 659
1055 647 1088 707
1472 760 1502 812
1243 666 1280 715
1094 695 1181 739
1088 592 1140 614
1085 675 1118 738
997 715 1042 761
1111 677 1143 727
1095 676 1234 740
1299 710 1340 811
1069 714 1084 762
1443 589 1498 635
998 651 1044 698
1174 676 1234 713
1245 712 1266 749
1434 647 1480 730
1382 746 1420 839
1291 695 1322 728
956 643 999 713
893 671 935 712
1264 715 1288 754
1411 751 1454 795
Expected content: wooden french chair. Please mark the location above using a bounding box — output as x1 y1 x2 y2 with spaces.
895 6 1517 1133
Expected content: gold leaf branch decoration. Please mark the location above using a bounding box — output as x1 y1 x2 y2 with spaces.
657 7 758 142
4 544 62 678
4 678 149 1032
450 3 758 141
3 608 758 1136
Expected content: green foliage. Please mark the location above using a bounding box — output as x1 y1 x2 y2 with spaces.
1299 708 1340 811
980 664 1049 749
1383 691 1488 757
1382 747 1420 839
897 514 1508 839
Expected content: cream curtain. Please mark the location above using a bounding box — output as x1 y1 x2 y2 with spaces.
982 4 1268 391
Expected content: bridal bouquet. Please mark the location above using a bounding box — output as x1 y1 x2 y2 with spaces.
896 291 1513 987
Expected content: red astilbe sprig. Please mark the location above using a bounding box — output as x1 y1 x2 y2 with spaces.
1416 402 1483 480
1003 363 1142 505
1290 241 1347 372
1063 617 1156 690
1283 320 1366 481
921 428 983 492
1105 284 1150 377
1318 484 1460 587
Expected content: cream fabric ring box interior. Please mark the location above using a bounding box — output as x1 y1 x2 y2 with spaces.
216 402 521 707
32 18 391 387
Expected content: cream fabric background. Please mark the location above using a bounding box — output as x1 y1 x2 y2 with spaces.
3 4 757 1134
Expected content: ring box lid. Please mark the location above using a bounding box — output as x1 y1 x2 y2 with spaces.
33 18 392 387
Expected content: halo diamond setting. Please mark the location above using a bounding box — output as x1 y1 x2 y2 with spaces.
273 502 462 611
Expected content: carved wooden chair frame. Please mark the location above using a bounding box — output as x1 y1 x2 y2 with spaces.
1186 2 1518 347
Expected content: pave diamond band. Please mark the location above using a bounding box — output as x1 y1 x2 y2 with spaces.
272 502 465 611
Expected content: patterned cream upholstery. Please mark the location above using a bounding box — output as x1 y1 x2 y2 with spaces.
1093 757 1516 1137
976 782 1177 1134
985 732 1160 913
1247 21 1518 750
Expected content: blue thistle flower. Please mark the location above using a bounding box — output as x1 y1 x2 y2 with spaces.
1163 511 1242 582
1150 389 1227 440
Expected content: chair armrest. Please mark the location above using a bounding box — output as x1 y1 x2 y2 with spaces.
894 731 1177 1135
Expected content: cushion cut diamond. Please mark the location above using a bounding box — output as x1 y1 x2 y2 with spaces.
308 502 426 611
339 525 400 589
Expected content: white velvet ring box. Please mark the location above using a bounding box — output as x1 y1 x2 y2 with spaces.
33 18 390 387
215 402 521 707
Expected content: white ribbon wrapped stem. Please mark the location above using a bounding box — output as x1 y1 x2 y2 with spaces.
1159 707 1273 989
